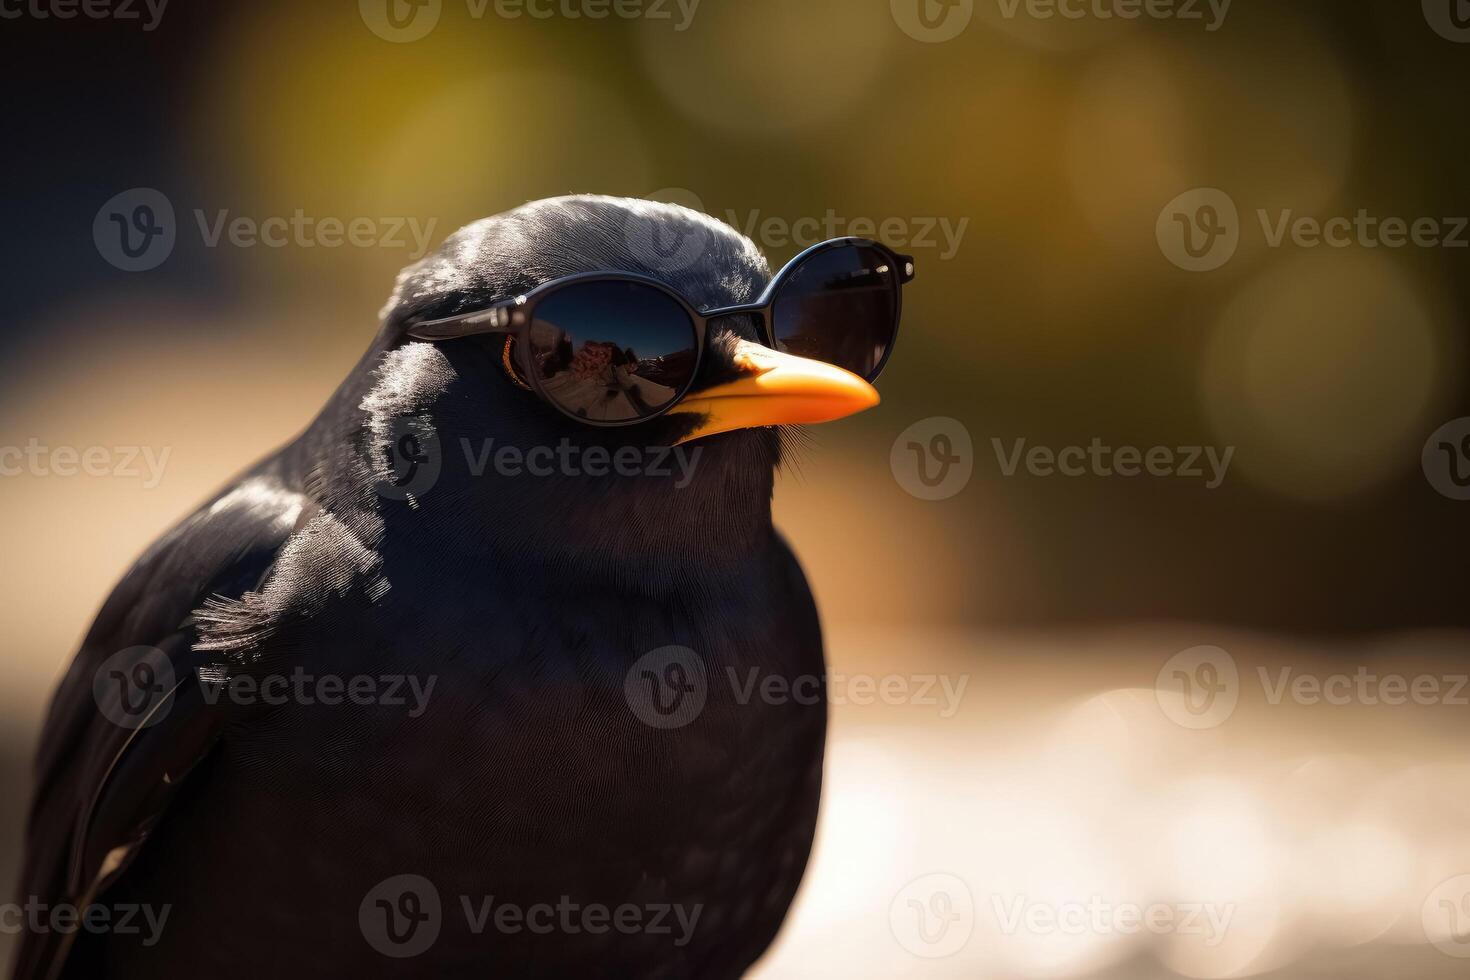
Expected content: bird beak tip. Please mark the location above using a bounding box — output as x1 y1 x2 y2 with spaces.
669 341 881 445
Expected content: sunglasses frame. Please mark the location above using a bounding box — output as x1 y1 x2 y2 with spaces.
405 237 915 428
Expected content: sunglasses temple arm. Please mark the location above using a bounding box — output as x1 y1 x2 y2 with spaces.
405 304 519 342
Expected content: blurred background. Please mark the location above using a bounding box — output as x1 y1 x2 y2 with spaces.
3 0 1469 976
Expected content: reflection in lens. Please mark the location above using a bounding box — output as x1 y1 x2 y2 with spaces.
527 281 699 422
772 245 897 380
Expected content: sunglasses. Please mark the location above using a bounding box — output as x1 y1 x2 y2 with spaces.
405 238 914 427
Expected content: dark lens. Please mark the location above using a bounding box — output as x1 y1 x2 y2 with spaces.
525 281 699 423
771 244 898 380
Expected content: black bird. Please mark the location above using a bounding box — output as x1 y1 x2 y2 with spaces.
14 195 898 979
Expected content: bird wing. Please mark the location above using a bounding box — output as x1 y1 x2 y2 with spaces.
12 471 310 980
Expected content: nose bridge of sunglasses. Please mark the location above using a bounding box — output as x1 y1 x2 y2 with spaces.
702 307 768 344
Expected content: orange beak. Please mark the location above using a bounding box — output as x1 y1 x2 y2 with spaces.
670 340 881 445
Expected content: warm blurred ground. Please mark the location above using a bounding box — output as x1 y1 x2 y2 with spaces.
755 627 1470 979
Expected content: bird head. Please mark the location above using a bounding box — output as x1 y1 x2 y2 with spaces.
355 195 886 575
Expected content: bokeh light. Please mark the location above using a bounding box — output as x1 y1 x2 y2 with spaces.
1199 249 1454 501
